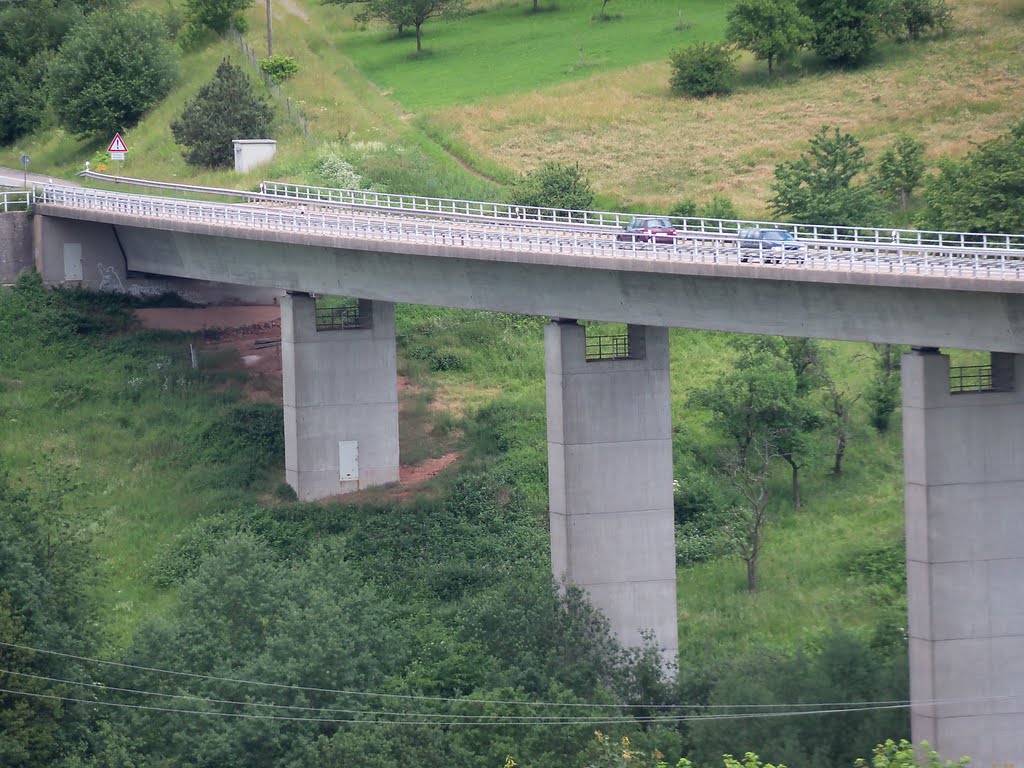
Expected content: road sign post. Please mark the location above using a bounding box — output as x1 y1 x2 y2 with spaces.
20 154 29 187
107 133 128 177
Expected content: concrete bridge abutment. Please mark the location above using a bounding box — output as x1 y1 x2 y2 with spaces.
281 293 400 500
903 349 1024 767
545 320 679 661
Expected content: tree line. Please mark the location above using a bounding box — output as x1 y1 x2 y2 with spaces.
670 0 953 97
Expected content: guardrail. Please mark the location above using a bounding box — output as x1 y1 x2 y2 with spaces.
261 180 1024 251
0 190 31 212
75 171 1024 253
33 184 1024 282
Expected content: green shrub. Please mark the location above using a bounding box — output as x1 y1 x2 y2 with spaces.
258 54 300 83
703 195 739 219
669 41 737 97
182 403 284 487
314 143 366 188
184 0 252 36
507 161 595 212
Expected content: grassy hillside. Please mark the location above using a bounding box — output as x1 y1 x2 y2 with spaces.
430 0 1024 212
2 2 1017 762
4 0 1023 216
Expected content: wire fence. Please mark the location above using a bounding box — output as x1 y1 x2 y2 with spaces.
228 28 309 137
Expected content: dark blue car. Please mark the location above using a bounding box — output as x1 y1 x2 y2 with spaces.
738 228 806 263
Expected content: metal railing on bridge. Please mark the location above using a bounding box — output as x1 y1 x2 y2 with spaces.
33 184 1024 282
72 171 1024 253
261 180 1024 251
0 190 31 212
949 357 1016 394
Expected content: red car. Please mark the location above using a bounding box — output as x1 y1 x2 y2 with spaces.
616 216 678 244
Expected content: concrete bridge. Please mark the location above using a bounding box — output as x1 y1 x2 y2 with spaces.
7 182 1024 766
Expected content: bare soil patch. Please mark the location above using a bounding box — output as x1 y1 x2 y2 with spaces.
133 305 460 491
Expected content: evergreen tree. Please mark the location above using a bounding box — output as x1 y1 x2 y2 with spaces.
171 59 274 168
875 134 925 210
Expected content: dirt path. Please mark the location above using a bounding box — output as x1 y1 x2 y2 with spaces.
134 305 460 490
275 0 310 24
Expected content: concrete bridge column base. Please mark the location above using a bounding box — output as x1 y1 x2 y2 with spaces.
545 320 678 662
281 294 399 501
903 349 1024 767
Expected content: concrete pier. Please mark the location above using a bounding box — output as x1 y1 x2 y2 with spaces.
545 320 678 660
281 294 399 500
903 349 1024 767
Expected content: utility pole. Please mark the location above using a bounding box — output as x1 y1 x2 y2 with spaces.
266 0 273 56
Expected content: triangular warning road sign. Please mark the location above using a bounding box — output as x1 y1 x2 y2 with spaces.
107 133 128 153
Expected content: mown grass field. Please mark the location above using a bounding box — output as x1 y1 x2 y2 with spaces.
4 0 1023 217
327 0 733 109
429 0 1024 212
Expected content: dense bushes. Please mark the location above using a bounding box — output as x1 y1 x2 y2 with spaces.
506 161 595 212
49 8 177 136
669 42 737 97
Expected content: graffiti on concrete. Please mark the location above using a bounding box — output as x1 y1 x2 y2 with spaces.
97 263 126 293
96 263 170 299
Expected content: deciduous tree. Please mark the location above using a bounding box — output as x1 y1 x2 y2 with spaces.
919 120 1024 235
822 375 860 477
769 125 884 226
722 438 777 592
331 0 466 51
690 341 819 587
864 343 905 431
726 0 813 75
800 0 880 66
880 0 952 40
48 8 177 136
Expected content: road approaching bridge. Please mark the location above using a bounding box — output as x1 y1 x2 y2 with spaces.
18 179 1024 768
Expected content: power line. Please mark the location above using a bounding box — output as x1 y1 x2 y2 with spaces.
0 685 926 727
6 641 1014 723
0 641 916 712
0 668 651 723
